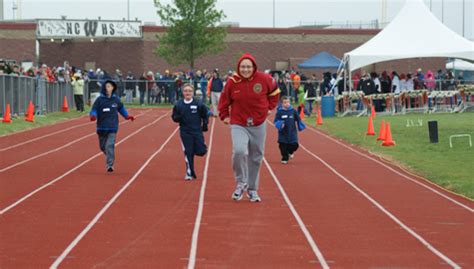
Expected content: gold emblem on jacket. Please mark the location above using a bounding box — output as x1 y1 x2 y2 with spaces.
253 83 262 94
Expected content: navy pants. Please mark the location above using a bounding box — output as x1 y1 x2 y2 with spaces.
180 131 207 178
279 142 299 161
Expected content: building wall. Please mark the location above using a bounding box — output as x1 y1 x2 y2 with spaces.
0 22 446 77
40 39 144 75
0 23 36 63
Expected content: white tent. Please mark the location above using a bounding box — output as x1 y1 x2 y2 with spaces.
344 0 474 73
446 59 474 71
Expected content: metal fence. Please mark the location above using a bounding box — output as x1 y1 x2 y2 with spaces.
0 74 75 117
83 78 200 106
279 79 474 116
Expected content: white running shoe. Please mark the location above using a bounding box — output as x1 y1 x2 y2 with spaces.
281 160 288 164
232 183 248 201
247 190 262 202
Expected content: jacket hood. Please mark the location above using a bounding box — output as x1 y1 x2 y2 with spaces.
101 79 117 96
233 53 258 81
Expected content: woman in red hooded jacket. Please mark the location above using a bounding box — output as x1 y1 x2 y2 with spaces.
218 53 280 202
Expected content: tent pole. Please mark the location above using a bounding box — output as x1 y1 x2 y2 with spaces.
348 59 352 94
343 64 346 95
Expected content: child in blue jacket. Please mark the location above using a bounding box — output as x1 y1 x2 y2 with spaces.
172 83 209 180
274 96 306 164
90 80 135 172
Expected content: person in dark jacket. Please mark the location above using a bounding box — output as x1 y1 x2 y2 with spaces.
380 71 391 93
124 72 135 104
277 77 288 97
172 83 209 180
320 72 332 96
358 73 376 95
304 75 318 116
138 72 147 105
274 96 306 164
90 80 135 172
210 70 224 117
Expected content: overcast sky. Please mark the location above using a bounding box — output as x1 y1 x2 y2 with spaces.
3 0 473 39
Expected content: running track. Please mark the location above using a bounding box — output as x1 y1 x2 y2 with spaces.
0 108 472 268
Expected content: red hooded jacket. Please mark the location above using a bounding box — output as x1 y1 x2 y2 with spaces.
218 53 280 127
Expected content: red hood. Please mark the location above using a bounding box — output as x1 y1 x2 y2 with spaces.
236 53 258 79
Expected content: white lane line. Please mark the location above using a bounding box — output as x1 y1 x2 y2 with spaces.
0 115 87 139
0 121 92 152
0 109 151 152
187 118 216 269
306 127 473 212
49 127 179 269
263 158 330 269
299 143 461 269
0 111 151 173
0 112 170 215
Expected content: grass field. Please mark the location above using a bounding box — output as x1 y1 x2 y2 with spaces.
305 112 474 199
0 111 86 136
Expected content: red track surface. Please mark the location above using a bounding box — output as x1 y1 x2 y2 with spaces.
0 109 472 268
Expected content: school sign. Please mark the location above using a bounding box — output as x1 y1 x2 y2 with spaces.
36 19 142 39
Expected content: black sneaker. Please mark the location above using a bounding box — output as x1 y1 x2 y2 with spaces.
107 166 114 172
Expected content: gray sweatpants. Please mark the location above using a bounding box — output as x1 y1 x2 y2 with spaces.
98 132 116 168
230 122 266 191
211 92 221 116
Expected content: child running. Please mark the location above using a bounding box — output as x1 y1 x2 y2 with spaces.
172 83 209 180
90 80 135 172
274 96 306 164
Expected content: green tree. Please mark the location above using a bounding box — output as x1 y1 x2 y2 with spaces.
154 0 227 69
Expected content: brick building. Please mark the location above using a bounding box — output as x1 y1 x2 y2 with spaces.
0 21 445 76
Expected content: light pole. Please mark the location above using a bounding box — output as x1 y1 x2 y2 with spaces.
441 0 444 23
462 0 465 37
127 0 130 21
12 0 17 20
272 0 275 28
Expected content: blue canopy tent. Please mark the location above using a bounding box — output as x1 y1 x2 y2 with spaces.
298 51 342 69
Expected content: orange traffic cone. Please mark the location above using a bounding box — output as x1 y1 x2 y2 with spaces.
377 120 386 141
25 101 35 122
366 116 375 136
62 96 69 112
2 103 12 123
382 122 395 146
316 107 323 126
371 104 376 118
299 105 305 120
24 100 34 118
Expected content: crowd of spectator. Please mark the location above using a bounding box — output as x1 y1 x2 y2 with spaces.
1 58 469 113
